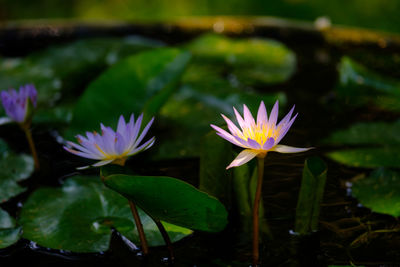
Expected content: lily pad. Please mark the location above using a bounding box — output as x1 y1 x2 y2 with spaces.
336 57 400 111
67 48 191 137
352 168 400 217
19 176 191 253
103 174 228 232
324 121 400 168
0 37 163 107
156 62 286 159
0 208 21 249
0 138 34 202
186 34 296 85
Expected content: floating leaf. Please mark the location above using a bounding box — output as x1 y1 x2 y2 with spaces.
67 48 191 137
0 138 34 202
19 176 190 253
186 34 296 85
327 147 400 168
336 57 400 111
352 168 400 217
0 208 21 249
325 121 400 146
0 37 163 107
324 121 400 168
295 157 327 235
103 174 228 232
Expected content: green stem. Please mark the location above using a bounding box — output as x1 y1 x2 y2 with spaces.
253 157 265 266
154 219 175 261
22 126 39 170
129 200 149 255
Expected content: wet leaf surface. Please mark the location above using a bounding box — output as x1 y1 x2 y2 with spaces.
336 57 400 111
0 138 34 202
67 48 191 138
103 174 228 232
186 34 296 85
0 37 163 108
19 176 191 253
352 168 400 217
324 121 400 168
0 208 21 249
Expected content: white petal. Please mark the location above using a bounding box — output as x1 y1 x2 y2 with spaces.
226 149 260 169
271 145 313 153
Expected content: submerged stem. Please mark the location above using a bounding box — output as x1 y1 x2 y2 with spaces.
129 200 149 255
154 219 175 262
22 126 39 170
253 156 265 266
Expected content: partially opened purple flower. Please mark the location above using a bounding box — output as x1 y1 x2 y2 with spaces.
1 84 37 124
211 100 312 169
64 114 155 169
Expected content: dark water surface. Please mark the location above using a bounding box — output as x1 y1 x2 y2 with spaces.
0 20 399 266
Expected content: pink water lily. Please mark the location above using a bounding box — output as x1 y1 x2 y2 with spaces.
64 114 155 169
211 100 311 169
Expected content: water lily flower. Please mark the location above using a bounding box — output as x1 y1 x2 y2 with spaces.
64 114 155 169
211 100 312 169
1 84 37 124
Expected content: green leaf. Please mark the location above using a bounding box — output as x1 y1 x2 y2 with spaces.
336 57 400 111
67 48 191 137
103 174 228 232
352 168 400 217
295 156 327 235
186 34 296 85
19 176 191 253
156 62 286 159
327 147 400 168
0 37 162 108
324 121 400 168
0 138 34 202
325 121 400 146
0 208 21 249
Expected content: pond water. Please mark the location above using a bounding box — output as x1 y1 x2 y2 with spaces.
0 20 399 266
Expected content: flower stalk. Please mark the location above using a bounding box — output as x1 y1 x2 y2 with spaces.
22 124 40 170
154 219 175 262
129 200 149 255
252 156 265 266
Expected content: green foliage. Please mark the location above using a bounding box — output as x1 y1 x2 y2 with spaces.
325 121 400 168
67 48 191 137
336 57 400 111
0 37 162 107
186 34 296 85
352 168 400 217
0 208 21 249
103 174 228 232
0 138 34 202
19 176 190 253
295 156 327 235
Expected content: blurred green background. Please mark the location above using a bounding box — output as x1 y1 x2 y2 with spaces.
1 0 400 34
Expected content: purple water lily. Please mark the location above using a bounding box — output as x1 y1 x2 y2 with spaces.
211 100 312 169
1 84 37 124
64 114 155 169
